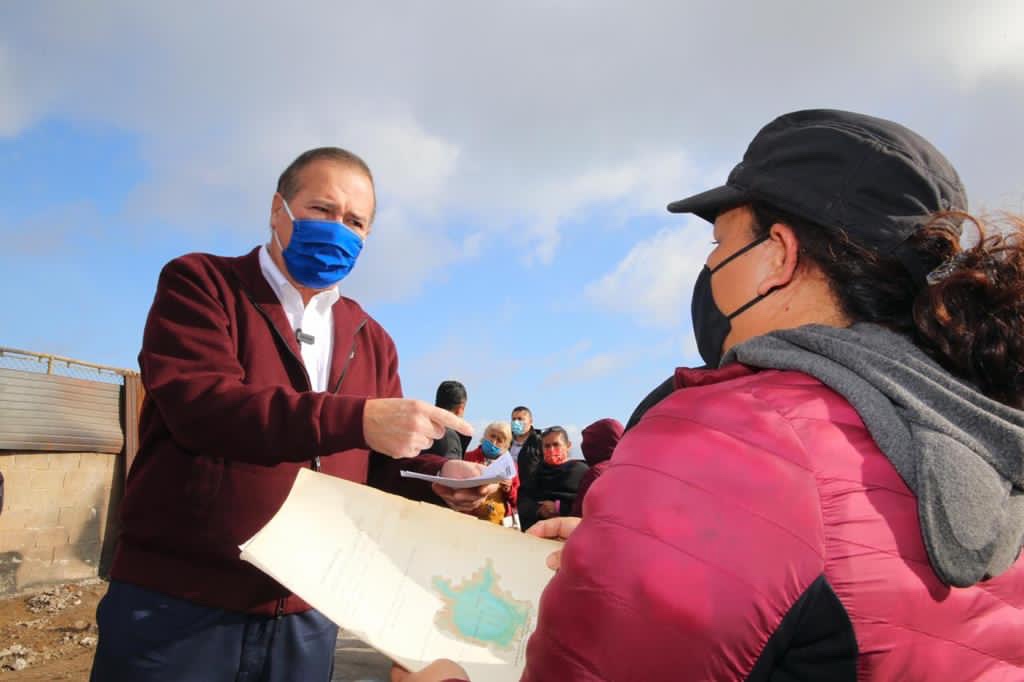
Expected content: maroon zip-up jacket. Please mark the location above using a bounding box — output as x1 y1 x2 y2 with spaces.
111 248 446 615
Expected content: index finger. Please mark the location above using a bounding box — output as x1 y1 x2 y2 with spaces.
427 405 474 437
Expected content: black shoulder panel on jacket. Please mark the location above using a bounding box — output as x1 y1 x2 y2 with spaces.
747 574 858 682
625 375 676 431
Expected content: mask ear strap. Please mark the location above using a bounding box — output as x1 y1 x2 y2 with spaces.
725 286 778 320
710 233 778 319
279 195 296 221
709 234 770 274
272 194 294 251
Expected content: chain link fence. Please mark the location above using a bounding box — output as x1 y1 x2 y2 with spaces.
0 347 134 386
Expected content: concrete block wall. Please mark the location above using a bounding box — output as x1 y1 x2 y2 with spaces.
0 451 122 594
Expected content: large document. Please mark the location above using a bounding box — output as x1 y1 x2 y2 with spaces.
239 469 559 681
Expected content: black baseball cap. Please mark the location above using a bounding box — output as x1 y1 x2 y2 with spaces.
668 109 968 249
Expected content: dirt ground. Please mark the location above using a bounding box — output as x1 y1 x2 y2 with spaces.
0 580 393 681
0 580 104 680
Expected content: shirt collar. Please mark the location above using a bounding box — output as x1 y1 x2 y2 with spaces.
258 244 340 314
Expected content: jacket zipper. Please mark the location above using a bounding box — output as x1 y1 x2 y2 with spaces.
315 319 367 470
275 597 285 620
332 319 368 394
243 293 312 392
244 289 367 473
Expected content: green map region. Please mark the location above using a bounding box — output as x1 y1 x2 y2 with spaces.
433 560 531 651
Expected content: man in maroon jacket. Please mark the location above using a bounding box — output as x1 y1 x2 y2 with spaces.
90 147 492 682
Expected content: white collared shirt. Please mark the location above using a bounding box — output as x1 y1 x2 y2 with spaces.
258 245 338 392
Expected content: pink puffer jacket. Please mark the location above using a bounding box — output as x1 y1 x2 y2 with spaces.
524 365 1024 680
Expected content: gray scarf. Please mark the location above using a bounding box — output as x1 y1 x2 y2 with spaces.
724 323 1024 587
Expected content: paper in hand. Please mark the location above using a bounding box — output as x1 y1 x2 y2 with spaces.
400 452 516 488
238 468 558 682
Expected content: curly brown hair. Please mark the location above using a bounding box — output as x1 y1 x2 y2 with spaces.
751 204 1024 407
912 213 1024 406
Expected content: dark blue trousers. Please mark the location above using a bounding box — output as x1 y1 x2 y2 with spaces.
89 581 338 682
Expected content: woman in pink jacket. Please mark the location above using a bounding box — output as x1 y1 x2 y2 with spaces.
403 109 1024 681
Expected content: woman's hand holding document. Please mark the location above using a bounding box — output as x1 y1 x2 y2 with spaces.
400 452 516 488
428 459 503 514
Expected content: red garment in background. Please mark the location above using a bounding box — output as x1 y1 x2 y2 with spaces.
572 418 623 516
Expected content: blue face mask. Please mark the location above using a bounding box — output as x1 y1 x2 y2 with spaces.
481 439 503 459
275 198 364 289
510 420 526 437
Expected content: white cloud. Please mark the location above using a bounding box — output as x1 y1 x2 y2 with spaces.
585 216 712 328
10 1 1024 453
522 150 695 264
356 118 460 207
3 1 1024 296
341 206 467 305
942 0 1024 81
544 350 630 386
124 111 460 234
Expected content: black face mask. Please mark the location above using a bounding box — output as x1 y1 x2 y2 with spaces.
691 234 773 367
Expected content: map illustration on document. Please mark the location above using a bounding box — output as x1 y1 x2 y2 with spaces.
240 470 560 681
433 560 531 651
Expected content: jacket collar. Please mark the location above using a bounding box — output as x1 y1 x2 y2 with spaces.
230 247 369 391
673 362 758 390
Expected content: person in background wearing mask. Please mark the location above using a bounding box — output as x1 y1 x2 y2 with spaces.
571 417 623 517
421 380 471 459
517 427 588 530
508 406 542 527
90 147 489 682
462 421 520 527
509 406 541 478
409 109 1024 680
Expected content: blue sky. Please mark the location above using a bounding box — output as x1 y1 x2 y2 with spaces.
2 2 1023 450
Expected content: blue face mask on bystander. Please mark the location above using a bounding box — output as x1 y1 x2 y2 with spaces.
481 439 503 459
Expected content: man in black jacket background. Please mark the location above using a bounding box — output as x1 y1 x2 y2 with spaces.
422 380 470 459
510 405 545 529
